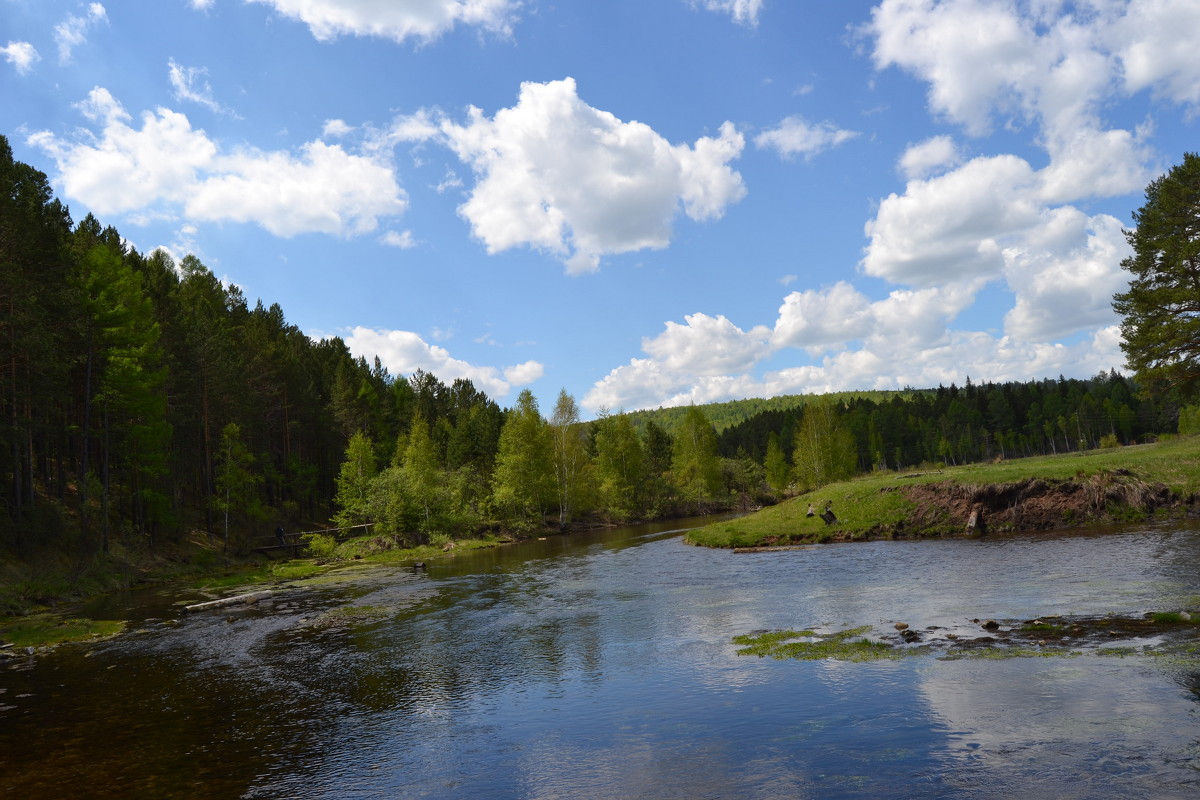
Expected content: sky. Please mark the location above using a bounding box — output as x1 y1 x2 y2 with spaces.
2 1 1198 417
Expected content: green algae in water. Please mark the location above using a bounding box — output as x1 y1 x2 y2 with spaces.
1 617 126 648
734 626 909 662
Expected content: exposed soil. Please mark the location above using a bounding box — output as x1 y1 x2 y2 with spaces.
735 469 1190 551
893 470 1177 537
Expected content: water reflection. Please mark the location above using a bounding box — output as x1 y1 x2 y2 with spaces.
3 520 1200 798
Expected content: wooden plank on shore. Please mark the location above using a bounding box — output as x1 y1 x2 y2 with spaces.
184 590 275 613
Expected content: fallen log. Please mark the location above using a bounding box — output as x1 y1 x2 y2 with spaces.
183 590 275 613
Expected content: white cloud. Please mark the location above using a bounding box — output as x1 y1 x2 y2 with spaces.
323 119 354 138
504 360 546 385
868 0 1161 199
863 154 1041 286
168 59 235 116
772 282 875 354
1001 209 1130 341
344 326 542 398
870 0 1041 137
1111 0 1200 106
427 77 745 274
642 313 771 377
28 88 406 238
584 318 1125 413
379 229 416 248
755 116 859 160
695 0 764 27
245 0 518 44
898 135 960 180
586 0 1164 413
55 3 107 64
2 41 39 74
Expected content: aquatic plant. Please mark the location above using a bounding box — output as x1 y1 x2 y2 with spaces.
733 626 908 661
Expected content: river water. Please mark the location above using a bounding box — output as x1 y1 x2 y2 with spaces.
3 518 1200 799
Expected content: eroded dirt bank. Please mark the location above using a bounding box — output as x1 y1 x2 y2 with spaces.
892 469 1178 537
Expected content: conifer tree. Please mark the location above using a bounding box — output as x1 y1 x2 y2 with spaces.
1114 153 1200 398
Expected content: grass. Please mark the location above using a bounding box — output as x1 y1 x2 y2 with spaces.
687 436 1200 549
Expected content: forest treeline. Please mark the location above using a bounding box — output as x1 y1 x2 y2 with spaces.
0 135 1186 558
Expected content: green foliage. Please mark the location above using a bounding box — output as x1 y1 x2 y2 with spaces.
1099 433 1120 449
593 412 646 521
1113 153 1200 399
214 423 263 551
550 389 590 525
688 434 1200 549
333 431 377 529
791 402 856 491
302 532 339 560
671 407 723 508
764 432 791 495
1179 405 1200 435
491 390 555 531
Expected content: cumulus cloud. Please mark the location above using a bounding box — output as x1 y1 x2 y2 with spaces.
584 0 1177 413
695 0 764 27
1001 209 1130 341
584 318 1125 413
898 135 960 180
643 313 772 377
863 154 1041 286
323 119 354 138
245 0 518 44
1110 0 1200 106
55 3 107 64
2 41 39 74
418 77 745 274
755 116 859 160
28 87 406 237
344 326 543 398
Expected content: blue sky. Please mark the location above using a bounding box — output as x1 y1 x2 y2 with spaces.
3 1 1198 417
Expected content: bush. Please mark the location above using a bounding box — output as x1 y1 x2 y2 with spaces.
1099 434 1120 449
302 532 339 559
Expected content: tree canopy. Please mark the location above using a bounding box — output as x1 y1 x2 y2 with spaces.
1113 153 1200 398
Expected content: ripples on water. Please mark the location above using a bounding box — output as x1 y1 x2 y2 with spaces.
3 521 1200 798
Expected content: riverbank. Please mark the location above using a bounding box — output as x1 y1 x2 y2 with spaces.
686 435 1200 549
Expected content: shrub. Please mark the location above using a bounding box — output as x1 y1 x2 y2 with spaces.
302 532 339 559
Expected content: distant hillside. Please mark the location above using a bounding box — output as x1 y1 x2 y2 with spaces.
622 390 917 434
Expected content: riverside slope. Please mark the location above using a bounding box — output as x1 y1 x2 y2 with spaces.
686 436 1200 549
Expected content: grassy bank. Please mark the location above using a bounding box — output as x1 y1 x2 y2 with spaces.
0 529 519 649
687 436 1200 549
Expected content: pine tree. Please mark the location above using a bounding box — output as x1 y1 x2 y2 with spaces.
1113 153 1200 398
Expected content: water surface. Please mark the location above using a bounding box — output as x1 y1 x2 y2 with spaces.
3 519 1200 798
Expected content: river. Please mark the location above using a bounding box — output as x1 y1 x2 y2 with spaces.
3 518 1200 798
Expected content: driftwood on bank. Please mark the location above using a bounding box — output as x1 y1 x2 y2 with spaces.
183 590 275 613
